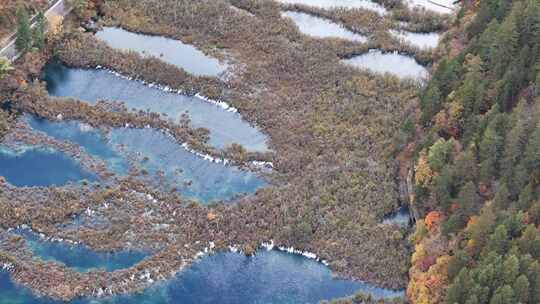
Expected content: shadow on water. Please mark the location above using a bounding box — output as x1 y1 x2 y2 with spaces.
0 250 404 304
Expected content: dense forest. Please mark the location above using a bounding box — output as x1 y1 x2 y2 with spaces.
407 0 540 303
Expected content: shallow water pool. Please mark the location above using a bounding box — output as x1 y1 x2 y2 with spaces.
96 27 227 77
342 50 428 79
282 11 367 42
0 145 96 187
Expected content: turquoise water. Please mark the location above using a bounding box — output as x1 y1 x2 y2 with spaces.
27 116 129 175
15 229 146 272
26 116 266 203
0 250 404 303
282 11 367 42
0 146 95 187
95 27 227 77
108 127 267 203
43 62 268 151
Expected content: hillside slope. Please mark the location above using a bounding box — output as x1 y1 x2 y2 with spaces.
407 0 540 303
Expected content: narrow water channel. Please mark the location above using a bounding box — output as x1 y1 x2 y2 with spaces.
14 229 147 273
43 62 269 152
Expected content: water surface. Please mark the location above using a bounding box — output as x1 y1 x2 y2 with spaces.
282 11 367 42
0 250 404 303
390 30 439 49
96 27 227 77
15 229 146 272
27 116 266 203
0 145 95 187
405 0 454 14
342 50 428 79
382 206 410 226
276 0 387 15
44 61 268 152
27 116 128 175
108 127 267 203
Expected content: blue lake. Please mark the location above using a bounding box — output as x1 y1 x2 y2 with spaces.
15 229 146 272
96 27 227 77
27 116 267 203
0 145 95 187
43 62 268 152
0 250 403 303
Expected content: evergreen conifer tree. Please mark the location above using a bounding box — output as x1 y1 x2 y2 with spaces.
32 11 46 50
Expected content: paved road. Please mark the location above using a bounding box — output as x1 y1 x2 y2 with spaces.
0 0 69 61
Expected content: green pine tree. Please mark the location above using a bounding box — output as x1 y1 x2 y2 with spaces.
446 268 472 304
513 275 530 304
15 7 32 53
488 225 509 255
32 11 46 50
493 184 511 210
524 122 540 176
490 285 515 304
501 255 519 285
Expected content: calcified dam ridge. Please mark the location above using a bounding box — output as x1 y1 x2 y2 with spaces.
0 0 454 303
